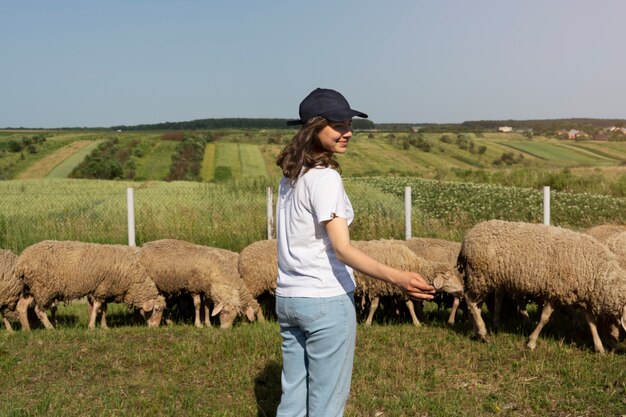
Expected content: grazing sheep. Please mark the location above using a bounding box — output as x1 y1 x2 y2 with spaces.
584 224 626 243
140 239 258 329
238 239 277 322
15 240 165 329
389 237 464 324
0 249 34 331
458 219 626 353
353 240 464 327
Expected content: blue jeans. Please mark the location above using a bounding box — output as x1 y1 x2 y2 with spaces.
276 292 357 417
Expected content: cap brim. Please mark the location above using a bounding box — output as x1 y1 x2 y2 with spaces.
323 109 368 122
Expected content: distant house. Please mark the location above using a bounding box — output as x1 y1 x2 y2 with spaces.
594 133 609 141
567 129 579 140
498 126 513 132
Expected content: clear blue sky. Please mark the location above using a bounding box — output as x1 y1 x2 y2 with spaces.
2 1 626 128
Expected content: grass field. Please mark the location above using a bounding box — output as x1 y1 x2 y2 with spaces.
0 302 624 417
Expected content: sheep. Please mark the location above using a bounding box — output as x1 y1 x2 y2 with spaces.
237 239 278 322
387 238 464 324
352 240 464 327
15 240 165 329
584 224 626 243
458 219 626 353
139 239 258 329
0 249 34 331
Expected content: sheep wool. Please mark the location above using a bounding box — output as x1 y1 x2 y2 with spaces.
237 239 277 322
459 219 626 353
584 224 626 243
140 239 258 329
353 240 464 327
0 249 33 331
16 240 165 329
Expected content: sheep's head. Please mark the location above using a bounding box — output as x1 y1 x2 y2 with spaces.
433 271 464 297
141 296 166 327
211 302 237 329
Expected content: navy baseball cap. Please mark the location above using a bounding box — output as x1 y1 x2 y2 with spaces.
286 88 368 126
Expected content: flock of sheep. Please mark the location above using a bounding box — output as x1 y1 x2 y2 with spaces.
1 220 625 354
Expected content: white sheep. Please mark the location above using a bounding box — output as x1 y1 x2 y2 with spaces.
388 237 464 324
237 239 277 322
353 240 464 327
584 224 626 243
15 240 165 329
139 239 258 329
458 219 626 353
0 249 34 331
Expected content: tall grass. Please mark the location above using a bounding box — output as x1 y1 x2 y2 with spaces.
1 177 625 253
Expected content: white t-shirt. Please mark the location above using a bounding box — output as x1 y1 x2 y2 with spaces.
276 167 356 297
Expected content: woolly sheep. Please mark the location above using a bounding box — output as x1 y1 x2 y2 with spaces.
388 237 463 324
353 240 464 327
16 240 165 329
139 239 258 329
458 219 626 353
584 224 626 243
0 249 34 331
237 239 277 322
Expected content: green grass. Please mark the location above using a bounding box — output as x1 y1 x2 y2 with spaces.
46 140 104 178
0 303 624 417
238 143 269 179
499 140 609 164
214 143 241 181
135 140 179 181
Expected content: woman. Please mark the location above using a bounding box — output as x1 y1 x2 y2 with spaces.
275 88 435 417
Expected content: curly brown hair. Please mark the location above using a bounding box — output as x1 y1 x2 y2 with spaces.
276 116 340 180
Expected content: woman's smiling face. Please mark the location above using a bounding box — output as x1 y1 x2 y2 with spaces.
318 119 353 154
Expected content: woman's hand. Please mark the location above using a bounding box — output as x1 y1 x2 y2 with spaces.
393 270 436 300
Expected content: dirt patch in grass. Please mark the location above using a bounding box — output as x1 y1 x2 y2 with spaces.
17 140 94 179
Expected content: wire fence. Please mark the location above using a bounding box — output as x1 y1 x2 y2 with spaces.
2 177 626 254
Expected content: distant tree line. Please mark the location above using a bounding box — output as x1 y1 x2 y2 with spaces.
110 118 376 131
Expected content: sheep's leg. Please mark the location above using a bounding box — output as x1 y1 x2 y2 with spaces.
492 288 504 330
609 323 620 345
192 294 203 328
49 302 58 326
583 310 605 354
17 295 33 331
365 296 379 326
405 299 421 327
35 305 55 330
100 303 108 329
88 299 101 330
465 294 488 342
447 296 461 325
516 295 530 323
2 316 13 332
526 301 554 350
255 302 266 322
202 294 212 327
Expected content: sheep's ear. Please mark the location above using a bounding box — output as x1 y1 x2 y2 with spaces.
142 300 154 313
245 306 256 322
621 305 626 331
211 302 224 317
433 274 444 290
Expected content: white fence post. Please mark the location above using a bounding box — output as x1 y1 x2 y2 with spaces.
127 187 136 247
543 186 550 225
267 186 274 240
404 186 412 240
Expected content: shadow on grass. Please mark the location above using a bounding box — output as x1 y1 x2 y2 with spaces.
254 360 282 417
